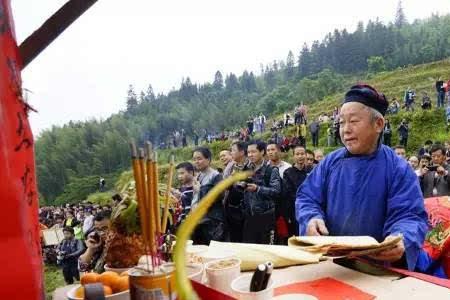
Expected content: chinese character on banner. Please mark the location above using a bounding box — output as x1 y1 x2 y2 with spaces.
0 0 44 299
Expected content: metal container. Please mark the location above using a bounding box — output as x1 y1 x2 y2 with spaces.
129 265 176 300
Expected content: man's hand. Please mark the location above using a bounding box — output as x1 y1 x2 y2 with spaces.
369 235 405 263
85 238 102 250
171 189 182 199
436 166 447 176
245 183 258 192
420 167 428 177
306 218 329 236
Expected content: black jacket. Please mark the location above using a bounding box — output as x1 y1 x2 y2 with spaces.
197 171 225 222
58 238 85 265
243 161 282 216
282 165 313 225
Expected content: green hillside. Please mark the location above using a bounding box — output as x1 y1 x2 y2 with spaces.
164 58 450 161
83 58 450 207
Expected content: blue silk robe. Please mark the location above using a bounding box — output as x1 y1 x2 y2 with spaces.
296 145 428 270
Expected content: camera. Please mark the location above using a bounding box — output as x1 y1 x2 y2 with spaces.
56 251 66 265
428 165 438 172
88 231 100 243
236 181 248 189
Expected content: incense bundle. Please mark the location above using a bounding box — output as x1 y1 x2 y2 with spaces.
130 143 151 251
130 141 163 265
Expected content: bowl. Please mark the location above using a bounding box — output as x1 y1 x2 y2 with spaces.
161 262 204 282
205 258 241 296
185 245 209 263
66 285 129 300
197 248 237 264
172 239 194 248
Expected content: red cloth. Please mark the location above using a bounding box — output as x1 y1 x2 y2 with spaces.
190 280 235 300
387 266 450 289
274 277 375 300
423 197 450 277
276 216 289 238
0 1 43 298
355 257 450 289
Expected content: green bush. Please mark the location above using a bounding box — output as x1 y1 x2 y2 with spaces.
86 191 114 206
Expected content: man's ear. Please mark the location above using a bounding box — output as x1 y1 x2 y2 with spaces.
375 117 385 133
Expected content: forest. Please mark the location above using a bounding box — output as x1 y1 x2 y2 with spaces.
35 5 450 204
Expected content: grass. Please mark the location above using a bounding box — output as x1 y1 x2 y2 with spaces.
44 264 66 300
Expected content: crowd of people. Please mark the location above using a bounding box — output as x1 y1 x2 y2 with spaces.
39 202 116 284
170 84 450 279
159 77 450 152
40 83 450 284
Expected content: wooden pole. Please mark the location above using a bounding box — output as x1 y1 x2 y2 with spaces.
19 0 98 69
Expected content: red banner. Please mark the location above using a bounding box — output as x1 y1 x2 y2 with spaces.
0 0 44 298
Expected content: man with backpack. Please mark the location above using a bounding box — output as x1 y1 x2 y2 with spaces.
242 140 281 244
57 227 84 284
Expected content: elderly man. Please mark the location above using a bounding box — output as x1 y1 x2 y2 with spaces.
296 84 428 270
219 150 233 168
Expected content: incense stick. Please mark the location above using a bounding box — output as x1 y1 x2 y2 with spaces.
152 152 162 235
152 151 161 265
161 155 175 233
145 143 157 255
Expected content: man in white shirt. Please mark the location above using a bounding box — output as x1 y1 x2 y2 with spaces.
82 209 94 234
266 142 291 179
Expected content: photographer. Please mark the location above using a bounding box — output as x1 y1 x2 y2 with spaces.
419 144 450 197
224 141 251 242
57 227 84 284
416 154 431 177
242 140 281 244
398 119 409 148
78 211 110 273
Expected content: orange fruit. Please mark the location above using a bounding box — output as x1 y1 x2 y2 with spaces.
74 286 84 298
103 285 113 296
120 270 129 277
80 272 99 285
114 276 129 293
98 271 120 289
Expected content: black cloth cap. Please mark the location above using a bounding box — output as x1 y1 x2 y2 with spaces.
344 84 388 116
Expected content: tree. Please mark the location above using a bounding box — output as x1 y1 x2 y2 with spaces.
285 50 295 80
367 56 386 73
180 77 197 100
139 91 146 104
146 84 156 102
213 71 224 89
298 43 313 78
395 1 407 28
126 84 138 113
240 70 257 92
264 66 276 90
225 73 240 92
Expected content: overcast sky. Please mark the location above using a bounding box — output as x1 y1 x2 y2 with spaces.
11 0 449 135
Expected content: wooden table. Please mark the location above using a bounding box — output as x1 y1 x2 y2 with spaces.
267 260 449 299
53 261 449 299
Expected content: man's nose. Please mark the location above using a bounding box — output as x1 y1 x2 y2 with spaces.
342 123 351 134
